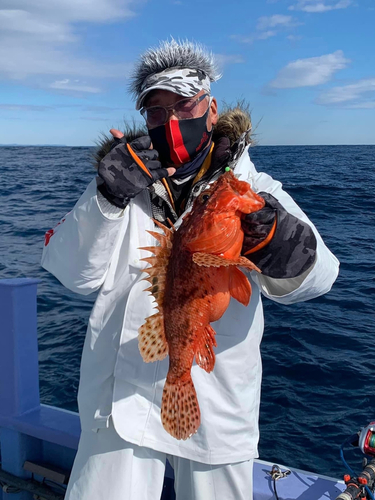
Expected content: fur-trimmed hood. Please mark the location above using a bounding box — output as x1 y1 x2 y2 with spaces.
93 102 252 168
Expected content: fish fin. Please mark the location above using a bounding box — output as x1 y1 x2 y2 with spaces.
138 312 168 362
161 376 201 440
229 267 252 306
192 252 261 273
139 221 174 310
144 231 171 249
195 325 217 373
166 218 177 231
152 218 175 234
192 252 232 267
237 256 261 272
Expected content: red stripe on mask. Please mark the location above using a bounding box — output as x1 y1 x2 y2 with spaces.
166 120 191 164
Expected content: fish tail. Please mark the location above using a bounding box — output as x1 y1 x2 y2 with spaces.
161 375 201 440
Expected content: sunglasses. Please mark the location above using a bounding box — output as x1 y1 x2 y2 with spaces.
140 93 210 129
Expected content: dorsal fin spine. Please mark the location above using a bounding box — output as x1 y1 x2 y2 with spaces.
139 221 175 310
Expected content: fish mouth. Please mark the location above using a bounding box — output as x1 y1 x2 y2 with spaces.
231 186 265 214
226 175 265 211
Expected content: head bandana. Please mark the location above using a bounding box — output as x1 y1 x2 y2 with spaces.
136 67 211 110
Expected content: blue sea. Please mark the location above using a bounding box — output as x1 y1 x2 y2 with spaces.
0 145 374 479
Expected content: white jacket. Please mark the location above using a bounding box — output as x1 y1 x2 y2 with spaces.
41 146 339 465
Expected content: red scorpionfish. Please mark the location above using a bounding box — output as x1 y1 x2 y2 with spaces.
138 170 265 440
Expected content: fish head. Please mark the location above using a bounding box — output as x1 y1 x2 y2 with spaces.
182 170 265 257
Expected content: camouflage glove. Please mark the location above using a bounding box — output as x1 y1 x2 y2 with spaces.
97 136 170 208
242 192 317 279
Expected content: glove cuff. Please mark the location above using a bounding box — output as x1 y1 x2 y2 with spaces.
97 179 130 209
243 218 277 255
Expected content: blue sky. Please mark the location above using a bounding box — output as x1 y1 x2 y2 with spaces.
0 0 374 146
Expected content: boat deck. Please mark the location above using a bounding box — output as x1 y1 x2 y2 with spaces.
253 459 345 499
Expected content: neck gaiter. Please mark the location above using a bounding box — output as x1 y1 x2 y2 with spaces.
148 108 213 166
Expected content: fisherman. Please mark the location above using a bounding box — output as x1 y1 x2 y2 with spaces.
42 39 339 500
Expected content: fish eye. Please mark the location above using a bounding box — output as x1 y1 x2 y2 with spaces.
199 193 210 203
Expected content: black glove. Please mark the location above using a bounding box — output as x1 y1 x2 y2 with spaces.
97 136 169 208
242 192 317 279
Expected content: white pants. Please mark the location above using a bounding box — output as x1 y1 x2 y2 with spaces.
65 419 253 500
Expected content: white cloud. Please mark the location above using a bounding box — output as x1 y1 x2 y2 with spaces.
50 79 102 93
0 0 134 24
349 101 375 109
287 34 302 41
0 9 76 42
270 50 350 88
0 104 53 111
215 54 245 68
316 78 375 107
289 0 352 12
257 14 300 30
257 30 278 40
0 1 137 88
232 14 301 44
230 34 255 44
0 39 132 80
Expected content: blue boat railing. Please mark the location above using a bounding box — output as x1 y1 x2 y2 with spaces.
0 279 78 499
0 278 176 500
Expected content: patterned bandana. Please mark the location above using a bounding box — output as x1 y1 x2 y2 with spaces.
136 67 211 110
171 143 211 179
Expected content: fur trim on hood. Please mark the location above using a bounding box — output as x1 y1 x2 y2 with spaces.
93 102 252 168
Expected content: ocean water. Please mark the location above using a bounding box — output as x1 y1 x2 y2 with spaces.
0 144 374 478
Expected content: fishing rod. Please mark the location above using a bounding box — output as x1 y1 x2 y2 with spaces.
336 422 375 500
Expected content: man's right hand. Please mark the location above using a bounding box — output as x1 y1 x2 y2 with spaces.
97 130 175 208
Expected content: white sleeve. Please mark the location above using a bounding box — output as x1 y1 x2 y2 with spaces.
41 178 128 295
249 163 340 305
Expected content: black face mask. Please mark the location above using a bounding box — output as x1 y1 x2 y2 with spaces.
148 108 213 166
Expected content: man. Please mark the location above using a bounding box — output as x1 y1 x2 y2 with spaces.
42 39 339 500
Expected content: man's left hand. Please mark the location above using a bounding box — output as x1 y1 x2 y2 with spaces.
241 192 317 279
